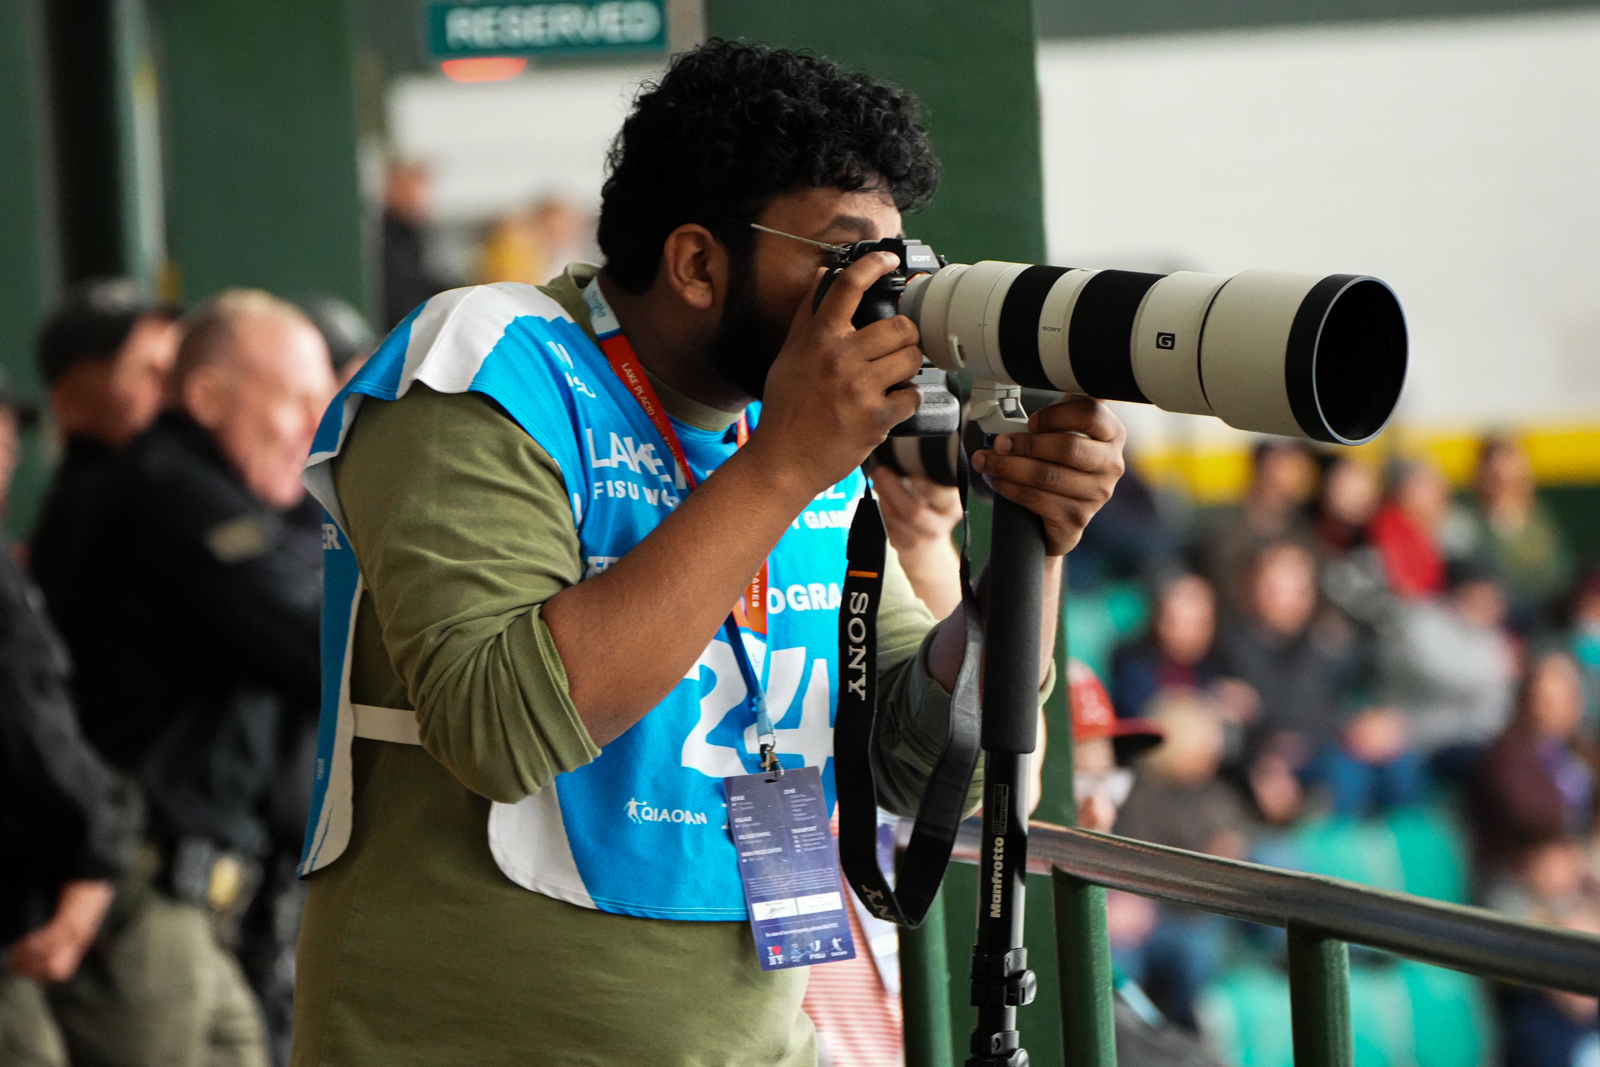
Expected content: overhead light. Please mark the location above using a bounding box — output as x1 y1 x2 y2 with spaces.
440 56 528 83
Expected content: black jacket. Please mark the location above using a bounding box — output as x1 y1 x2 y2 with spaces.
45 412 321 856
31 434 115 629
0 544 140 946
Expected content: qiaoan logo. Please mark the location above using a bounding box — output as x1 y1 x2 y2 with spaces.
625 798 709 826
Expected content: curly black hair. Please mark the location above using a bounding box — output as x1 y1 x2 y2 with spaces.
598 39 941 293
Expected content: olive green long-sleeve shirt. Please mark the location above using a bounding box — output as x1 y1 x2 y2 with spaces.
291 267 975 1067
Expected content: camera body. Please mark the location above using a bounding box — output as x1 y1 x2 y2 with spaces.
816 239 962 440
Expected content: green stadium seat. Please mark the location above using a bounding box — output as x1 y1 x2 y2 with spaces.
1284 805 1469 904
1198 957 1490 1067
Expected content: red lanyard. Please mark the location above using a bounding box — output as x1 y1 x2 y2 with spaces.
597 330 768 639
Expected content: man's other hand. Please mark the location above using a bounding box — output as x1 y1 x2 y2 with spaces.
871 465 962 618
970 396 1126 556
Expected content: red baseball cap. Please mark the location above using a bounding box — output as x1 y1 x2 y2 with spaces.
1068 659 1163 763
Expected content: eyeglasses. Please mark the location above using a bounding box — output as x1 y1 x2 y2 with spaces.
738 221 852 258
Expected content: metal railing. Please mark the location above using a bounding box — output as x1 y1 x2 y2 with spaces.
899 819 1600 1067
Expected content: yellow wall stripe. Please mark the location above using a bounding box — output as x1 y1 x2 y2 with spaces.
1131 422 1600 505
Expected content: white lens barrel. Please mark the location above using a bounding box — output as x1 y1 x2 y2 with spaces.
1035 269 1098 395
903 261 1023 384
1129 271 1231 418
906 260 1406 445
1197 270 1321 438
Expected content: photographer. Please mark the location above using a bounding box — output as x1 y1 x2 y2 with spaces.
293 41 1124 1066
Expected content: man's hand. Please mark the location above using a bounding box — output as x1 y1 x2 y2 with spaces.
871 465 962 618
748 253 924 497
7 879 114 984
873 467 962 555
970 396 1126 556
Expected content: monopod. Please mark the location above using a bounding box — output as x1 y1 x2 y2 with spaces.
966 491 1047 1067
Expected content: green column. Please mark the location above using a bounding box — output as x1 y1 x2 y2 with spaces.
1287 925 1354 1067
151 0 367 308
1054 873 1117 1067
901 889 955 1067
0 0 57 538
41 0 163 290
703 0 1046 265
1046 571 1117 1067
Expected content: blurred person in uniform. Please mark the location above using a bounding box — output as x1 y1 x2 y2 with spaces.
44 289 332 1067
0 369 142 1067
31 279 180 602
1197 439 1317 614
1448 433 1573 631
381 162 456 330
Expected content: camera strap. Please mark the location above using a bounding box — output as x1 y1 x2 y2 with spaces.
834 451 983 927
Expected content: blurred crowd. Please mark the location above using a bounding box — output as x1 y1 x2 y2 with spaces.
1076 436 1600 1067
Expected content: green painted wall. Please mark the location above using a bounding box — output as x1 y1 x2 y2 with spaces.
152 0 368 309
0 0 57 538
1037 0 1600 39
705 0 1047 267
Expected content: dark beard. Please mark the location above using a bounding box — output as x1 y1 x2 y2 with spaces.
706 272 789 401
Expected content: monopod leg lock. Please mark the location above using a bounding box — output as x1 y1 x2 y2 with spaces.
965 492 1047 1067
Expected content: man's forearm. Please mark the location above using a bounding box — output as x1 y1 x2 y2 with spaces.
541 443 819 746
924 556 1062 693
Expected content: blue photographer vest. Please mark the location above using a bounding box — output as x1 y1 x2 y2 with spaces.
298 279 863 921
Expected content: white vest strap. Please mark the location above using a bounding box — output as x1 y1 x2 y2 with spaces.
352 704 422 746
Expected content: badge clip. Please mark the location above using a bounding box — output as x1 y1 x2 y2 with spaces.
759 738 783 782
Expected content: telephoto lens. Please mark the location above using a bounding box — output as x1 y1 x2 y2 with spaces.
899 263 1407 445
